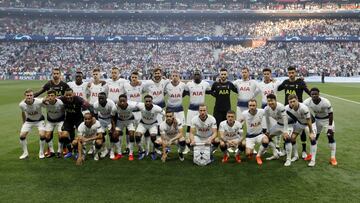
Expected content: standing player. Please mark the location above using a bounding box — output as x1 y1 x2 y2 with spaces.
67 71 89 100
88 68 107 106
111 94 140 161
93 92 118 160
145 68 169 109
18 89 46 159
286 95 317 167
34 68 69 97
72 113 105 165
233 67 260 121
189 104 219 161
184 70 212 139
278 66 311 159
264 94 293 166
158 110 186 162
303 88 337 166
135 95 165 160
211 68 238 127
219 110 244 163
106 67 127 104
258 68 281 109
241 99 269 165
42 90 65 158
123 71 147 123
164 70 187 126
59 88 92 158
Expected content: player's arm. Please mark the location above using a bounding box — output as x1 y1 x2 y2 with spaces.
208 126 218 144
170 126 184 143
277 80 285 91
218 130 226 142
21 111 26 123
281 110 289 135
205 82 212 95
229 82 238 93
265 112 271 135
76 135 84 165
210 82 217 97
189 126 196 145
34 83 49 97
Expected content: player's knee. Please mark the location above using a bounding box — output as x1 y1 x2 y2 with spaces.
40 136 46 141
310 139 317 145
154 142 161 149
110 134 119 143
95 140 102 149
291 139 296 145
238 144 245 152
284 137 291 143
19 135 26 140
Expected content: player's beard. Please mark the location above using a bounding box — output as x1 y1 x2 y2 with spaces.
194 78 201 84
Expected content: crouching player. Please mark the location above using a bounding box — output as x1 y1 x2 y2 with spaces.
219 110 244 163
241 99 269 165
158 110 186 162
189 104 219 162
73 113 104 165
19 89 46 159
264 94 293 166
286 95 317 167
304 88 337 166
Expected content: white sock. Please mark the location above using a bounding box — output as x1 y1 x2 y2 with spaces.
292 143 298 158
115 139 122 154
125 134 130 148
285 142 292 161
110 142 115 153
310 144 317 161
20 139 28 154
269 142 277 156
57 142 63 153
145 137 151 152
257 145 267 157
129 142 134 155
275 136 281 148
329 143 336 158
48 140 54 153
39 139 45 154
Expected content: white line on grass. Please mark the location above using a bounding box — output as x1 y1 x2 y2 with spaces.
322 93 360 105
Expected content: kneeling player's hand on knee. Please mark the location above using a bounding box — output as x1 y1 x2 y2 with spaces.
76 157 84 166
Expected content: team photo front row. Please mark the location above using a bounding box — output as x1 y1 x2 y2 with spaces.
18 87 337 167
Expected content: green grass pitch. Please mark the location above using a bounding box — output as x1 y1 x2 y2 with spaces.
0 80 359 202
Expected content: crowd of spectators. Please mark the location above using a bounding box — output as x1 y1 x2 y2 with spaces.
1 41 359 80
1 18 359 37
0 0 358 10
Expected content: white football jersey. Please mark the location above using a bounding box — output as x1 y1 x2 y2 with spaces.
159 118 183 139
43 98 65 121
233 79 259 104
89 83 107 105
185 80 211 107
77 120 104 137
219 120 243 139
242 109 265 135
123 82 146 103
67 81 89 100
106 78 127 103
303 97 333 119
191 115 217 138
111 101 139 121
19 98 44 121
264 102 288 124
258 80 281 106
93 99 116 119
285 103 311 125
137 103 164 125
165 81 186 110
145 79 169 106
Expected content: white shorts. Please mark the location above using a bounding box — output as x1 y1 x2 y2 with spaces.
186 109 198 126
246 133 265 150
236 106 248 121
99 118 112 131
45 121 64 132
174 111 185 126
115 119 136 132
316 119 335 133
293 122 317 135
194 136 209 144
133 112 141 124
136 122 158 135
20 120 46 133
269 123 293 137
